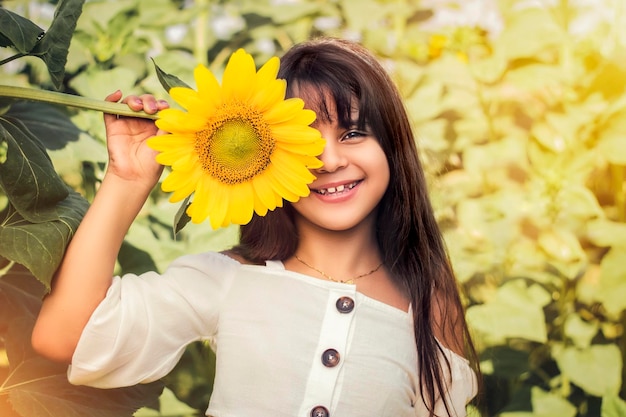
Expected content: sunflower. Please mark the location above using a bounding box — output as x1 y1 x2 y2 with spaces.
148 49 325 229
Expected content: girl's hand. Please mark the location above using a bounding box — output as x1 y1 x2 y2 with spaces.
103 90 169 189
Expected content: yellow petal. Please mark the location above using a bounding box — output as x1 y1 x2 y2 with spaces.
168 168 202 202
147 133 195 151
156 109 207 133
251 79 286 113
265 165 302 202
194 64 222 109
264 98 306 124
188 175 212 224
256 56 279 85
227 182 255 225
208 181 230 229
270 148 316 184
222 49 255 102
271 124 324 144
252 174 278 212
169 87 202 111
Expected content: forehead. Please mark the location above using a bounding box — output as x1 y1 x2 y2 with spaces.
291 82 359 126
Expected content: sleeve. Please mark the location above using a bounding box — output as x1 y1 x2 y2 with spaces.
429 349 479 417
67 251 238 388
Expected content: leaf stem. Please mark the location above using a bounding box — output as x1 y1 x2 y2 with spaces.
0 85 158 120
0 53 28 66
0 260 15 277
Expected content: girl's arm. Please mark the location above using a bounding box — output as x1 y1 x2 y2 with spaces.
31 91 169 363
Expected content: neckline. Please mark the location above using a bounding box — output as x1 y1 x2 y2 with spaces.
263 259 411 316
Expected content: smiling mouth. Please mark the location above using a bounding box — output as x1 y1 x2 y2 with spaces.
312 181 360 195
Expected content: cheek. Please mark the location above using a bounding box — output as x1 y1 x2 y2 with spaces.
371 148 391 189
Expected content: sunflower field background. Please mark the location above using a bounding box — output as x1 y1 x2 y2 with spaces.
1 0 625 416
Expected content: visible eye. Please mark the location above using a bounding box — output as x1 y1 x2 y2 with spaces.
341 130 368 142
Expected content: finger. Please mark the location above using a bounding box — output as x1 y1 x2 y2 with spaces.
103 91 124 122
157 99 170 111
105 90 123 103
138 94 159 114
122 95 144 112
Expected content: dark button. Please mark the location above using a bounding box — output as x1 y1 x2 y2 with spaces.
321 348 340 367
311 406 329 417
336 296 354 313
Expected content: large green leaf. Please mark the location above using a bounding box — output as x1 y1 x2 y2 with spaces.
3 315 163 417
29 0 86 89
594 247 626 318
466 280 549 344
553 344 622 397
0 116 69 220
602 395 626 417
494 7 564 60
3 101 82 151
0 8 45 53
0 265 47 324
0 190 88 289
597 108 626 164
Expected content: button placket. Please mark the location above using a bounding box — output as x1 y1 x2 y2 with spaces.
299 288 357 417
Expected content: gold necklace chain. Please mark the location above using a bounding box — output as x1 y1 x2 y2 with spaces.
294 255 383 285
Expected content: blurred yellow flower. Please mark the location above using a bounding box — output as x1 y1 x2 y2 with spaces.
149 49 325 229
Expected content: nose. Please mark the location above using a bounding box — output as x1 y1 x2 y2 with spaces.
316 138 347 173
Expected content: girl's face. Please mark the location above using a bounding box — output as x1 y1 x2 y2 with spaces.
292 93 390 233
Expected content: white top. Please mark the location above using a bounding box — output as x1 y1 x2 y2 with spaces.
69 252 477 417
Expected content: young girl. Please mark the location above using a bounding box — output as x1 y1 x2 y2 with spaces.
32 37 479 417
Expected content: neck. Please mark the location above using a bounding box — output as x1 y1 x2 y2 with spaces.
291 217 382 279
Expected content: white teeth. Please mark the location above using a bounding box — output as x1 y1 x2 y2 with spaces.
316 181 357 195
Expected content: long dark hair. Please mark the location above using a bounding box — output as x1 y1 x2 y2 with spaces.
232 37 480 416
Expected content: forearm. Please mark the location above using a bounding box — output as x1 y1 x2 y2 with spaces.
32 174 155 362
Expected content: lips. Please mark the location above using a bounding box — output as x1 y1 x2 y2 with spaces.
312 180 360 195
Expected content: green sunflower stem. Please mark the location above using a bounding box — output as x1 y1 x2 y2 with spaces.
0 85 158 120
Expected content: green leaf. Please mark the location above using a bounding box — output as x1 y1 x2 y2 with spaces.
70 66 139 100
466 280 549 344
553 344 622 397
0 8 45 53
4 101 82 151
0 267 46 324
494 7 564 60
587 219 626 247
594 247 626 318
173 198 192 236
134 388 198 417
152 59 192 92
499 386 577 417
602 395 626 417
3 315 163 417
527 387 576 417
118 240 158 276
30 0 86 89
0 116 69 220
0 190 88 289
597 108 626 164
563 313 598 349
479 346 530 378
537 228 585 264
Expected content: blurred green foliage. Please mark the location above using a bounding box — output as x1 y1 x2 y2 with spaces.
1 0 625 416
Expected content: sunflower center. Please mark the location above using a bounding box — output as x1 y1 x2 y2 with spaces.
196 103 275 184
